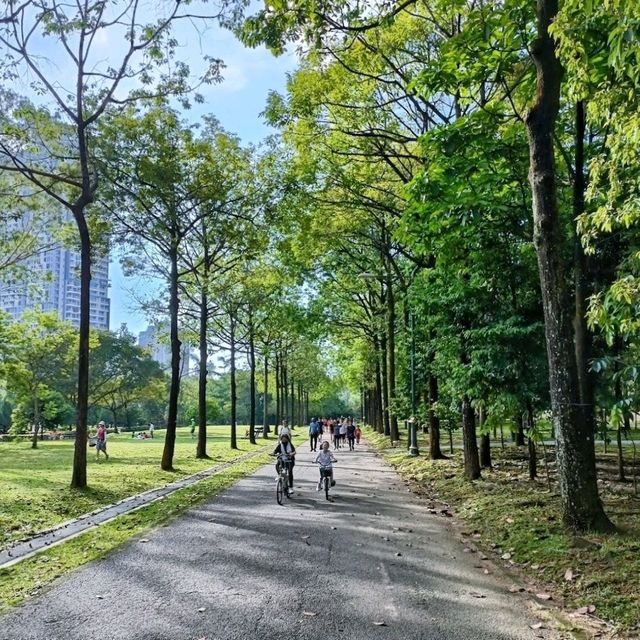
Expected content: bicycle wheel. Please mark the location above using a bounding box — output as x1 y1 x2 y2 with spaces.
276 477 284 505
324 475 330 501
284 475 292 499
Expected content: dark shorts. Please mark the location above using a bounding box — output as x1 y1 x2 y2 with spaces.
96 440 107 451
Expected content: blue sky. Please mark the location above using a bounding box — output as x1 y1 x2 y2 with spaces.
108 17 297 336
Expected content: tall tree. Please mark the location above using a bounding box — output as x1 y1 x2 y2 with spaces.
0 0 223 487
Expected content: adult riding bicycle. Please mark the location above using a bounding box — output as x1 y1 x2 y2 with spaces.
272 434 296 505
275 453 293 504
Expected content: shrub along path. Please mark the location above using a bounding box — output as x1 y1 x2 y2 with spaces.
0 436 565 640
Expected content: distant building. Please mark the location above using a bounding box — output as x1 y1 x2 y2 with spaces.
138 323 191 376
0 243 110 330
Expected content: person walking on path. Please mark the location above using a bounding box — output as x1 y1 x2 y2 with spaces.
355 423 361 444
339 420 347 448
332 421 341 449
95 421 109 461
149 422 155 439
279 419 291 440
308 417 320 451
346 419 356 451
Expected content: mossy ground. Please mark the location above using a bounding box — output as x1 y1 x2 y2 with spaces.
366 429 640 634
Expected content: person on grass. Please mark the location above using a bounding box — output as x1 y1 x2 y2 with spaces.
96 421 109 461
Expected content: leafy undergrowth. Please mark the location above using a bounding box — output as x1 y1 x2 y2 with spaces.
366 430 640 635
0 426 273 548
0 452 271 612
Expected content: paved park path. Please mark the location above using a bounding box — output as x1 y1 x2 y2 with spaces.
0 437 561 640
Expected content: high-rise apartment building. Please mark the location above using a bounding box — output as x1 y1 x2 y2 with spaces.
138 323 191 376
0 244 111 330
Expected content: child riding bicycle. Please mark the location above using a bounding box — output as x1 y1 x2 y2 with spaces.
314 441 336 490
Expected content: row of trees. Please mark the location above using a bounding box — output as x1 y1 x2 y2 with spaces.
233 0 640 532
0 1 355 487
0 313 165 443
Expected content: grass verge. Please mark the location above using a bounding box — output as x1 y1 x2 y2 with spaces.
0 426 271 547
0 450 271 613
366 429 640 634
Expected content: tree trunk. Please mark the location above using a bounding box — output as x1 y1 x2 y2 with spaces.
31 394 39 449
528 438 538 480
616 428 625 482
428 374 446 460
380 333 391 437
527 400 537 480
71 212 91 487
229 309 238 449
374 335 386 434
275 352 280 435
525 0 612 531
386 274 399 442
573 100 595 432
161 244 181 471
479 407 491 469
480 434 492 469
229 312 237 449
290 377 295 427
196 280 209 459
462 395 481 480
262 354 269 438
248 314 256 445
515 412 526 446
283 363 288 424
614 356 626 482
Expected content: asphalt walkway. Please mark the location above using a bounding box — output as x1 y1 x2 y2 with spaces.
0 437 560 640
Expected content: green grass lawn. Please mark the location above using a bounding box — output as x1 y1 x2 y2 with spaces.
0 426 272 548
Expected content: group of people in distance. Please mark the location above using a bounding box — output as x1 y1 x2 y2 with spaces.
272 416 362 497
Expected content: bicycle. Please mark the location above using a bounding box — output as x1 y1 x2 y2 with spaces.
315 461 336 501
275 454 293 505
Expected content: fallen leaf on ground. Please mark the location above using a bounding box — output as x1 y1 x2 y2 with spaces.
373 621 387 626
536 593 552 601
564 568 575 581
529 623 544 630
501 552 512 560
470 592 486 599
139 539 149 543
197 607 206 613
303 611 318 617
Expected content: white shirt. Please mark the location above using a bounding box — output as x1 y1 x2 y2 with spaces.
280 425 291 438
